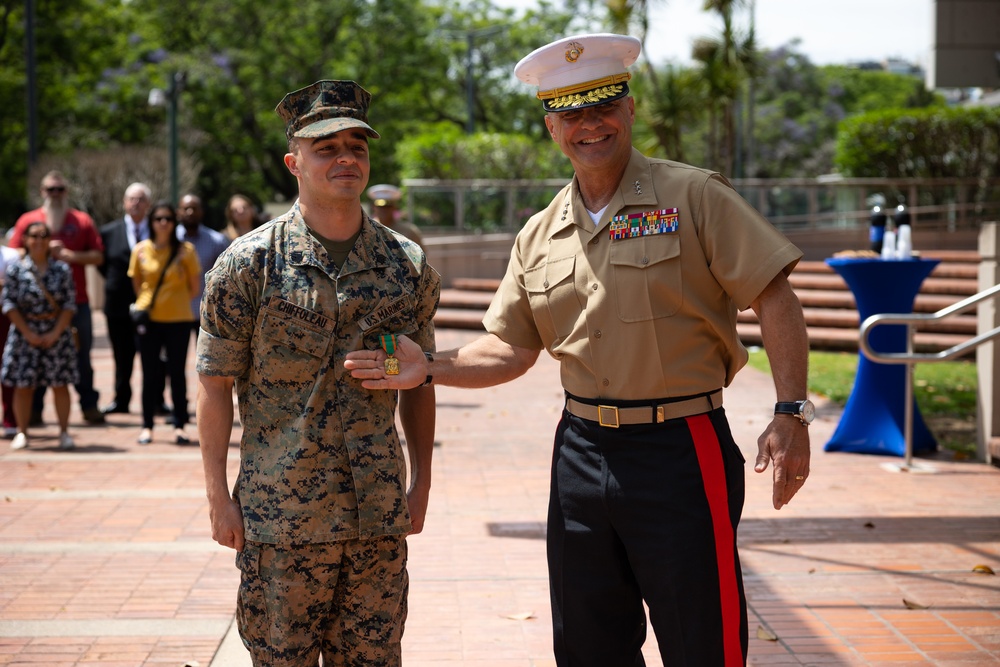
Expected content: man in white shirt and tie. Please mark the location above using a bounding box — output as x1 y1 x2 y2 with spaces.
98 183 152 415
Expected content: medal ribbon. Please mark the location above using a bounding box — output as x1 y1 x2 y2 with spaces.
380 333 396 356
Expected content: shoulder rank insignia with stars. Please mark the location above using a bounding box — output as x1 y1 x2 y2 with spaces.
609 208 679 240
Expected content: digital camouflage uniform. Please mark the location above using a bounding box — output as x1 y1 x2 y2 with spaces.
197 201 440 666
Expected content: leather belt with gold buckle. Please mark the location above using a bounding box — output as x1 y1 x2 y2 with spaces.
567 391 723 428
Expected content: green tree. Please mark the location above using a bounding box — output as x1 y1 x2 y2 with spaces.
2 0 579 224
0 0 141 224
835 106 1000 181
749 42 944 178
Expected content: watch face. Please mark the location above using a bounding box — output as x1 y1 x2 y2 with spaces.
800 400 816 424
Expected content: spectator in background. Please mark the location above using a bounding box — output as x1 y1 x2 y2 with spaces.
176 194 230 336
0 243 22 437
98 182 152 415
9 171 105 425
223 194 263 240
129 201 201 445
2 221 79 451
367 183 424 246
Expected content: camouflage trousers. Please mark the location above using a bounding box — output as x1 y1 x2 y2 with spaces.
236 535 408 667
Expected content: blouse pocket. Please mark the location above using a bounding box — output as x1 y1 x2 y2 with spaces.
252 311 332 409
523 256 579 343
610 235 682 322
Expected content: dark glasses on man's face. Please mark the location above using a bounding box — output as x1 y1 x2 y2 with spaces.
44 186 67 194
26 233 50 239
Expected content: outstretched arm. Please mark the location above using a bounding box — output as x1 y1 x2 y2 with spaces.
750 272 811 510
345 332 540 390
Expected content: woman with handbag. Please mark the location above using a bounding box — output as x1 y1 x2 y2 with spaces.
1 221 79 450
129 201 201 444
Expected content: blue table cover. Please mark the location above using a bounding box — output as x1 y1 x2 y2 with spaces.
824 257 939 456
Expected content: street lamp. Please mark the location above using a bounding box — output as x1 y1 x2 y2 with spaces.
148 71 186 204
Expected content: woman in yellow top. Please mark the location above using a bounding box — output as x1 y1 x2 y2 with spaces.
128 201 201 445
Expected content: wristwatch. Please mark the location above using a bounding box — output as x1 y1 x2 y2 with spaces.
774 399 815 426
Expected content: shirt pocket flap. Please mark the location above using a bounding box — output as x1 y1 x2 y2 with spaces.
524 256 575 294
609 235 681 269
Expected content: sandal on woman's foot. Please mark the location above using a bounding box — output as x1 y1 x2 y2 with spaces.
138 428 152 445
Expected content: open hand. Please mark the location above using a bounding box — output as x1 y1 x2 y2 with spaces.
755 417 811 510
344 334 428 390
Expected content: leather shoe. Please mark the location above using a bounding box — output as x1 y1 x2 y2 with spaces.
101 401 129 414
82 407 106 424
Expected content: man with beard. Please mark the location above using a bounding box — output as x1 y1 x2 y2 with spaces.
10 171 105 425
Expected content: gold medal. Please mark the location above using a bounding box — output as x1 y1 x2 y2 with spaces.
380 333 400 375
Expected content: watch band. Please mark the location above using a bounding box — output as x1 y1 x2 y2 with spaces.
421 351 434 387
774 399 814 425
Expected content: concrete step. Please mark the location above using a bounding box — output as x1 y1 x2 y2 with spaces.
440 288 494 310
451 277 503 292
435 308 486 330
736 307 977 335
797 256 979 279
795 289 967 313
789 272 977 296
737 322 974 356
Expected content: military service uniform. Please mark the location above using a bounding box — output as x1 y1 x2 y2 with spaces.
197 202 440 665
484 148 801 666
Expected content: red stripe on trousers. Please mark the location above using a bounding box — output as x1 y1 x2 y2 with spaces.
686 413 742 667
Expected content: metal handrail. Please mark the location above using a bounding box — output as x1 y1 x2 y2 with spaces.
859 282 1000 468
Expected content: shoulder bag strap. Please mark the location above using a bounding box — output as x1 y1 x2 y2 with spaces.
29 265 64 319
146 243 180 310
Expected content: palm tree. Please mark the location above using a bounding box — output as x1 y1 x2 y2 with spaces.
602 1 706 162
606 0 653 42
691 0 757 175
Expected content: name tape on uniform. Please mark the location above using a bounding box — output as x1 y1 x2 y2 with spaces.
267 296 331 329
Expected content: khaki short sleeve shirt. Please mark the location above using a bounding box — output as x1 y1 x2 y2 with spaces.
484 149 802 400
197 203 440 543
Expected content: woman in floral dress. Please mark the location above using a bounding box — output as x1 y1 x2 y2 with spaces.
1 221 79 450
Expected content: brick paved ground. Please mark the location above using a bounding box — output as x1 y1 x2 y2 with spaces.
1 323 998 667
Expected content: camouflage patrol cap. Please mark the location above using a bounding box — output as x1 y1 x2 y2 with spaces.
275 80 380 140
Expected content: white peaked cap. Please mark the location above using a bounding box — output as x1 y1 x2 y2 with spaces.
515 33 641 112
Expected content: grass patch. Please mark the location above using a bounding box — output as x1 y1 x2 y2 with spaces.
747 349 978 456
